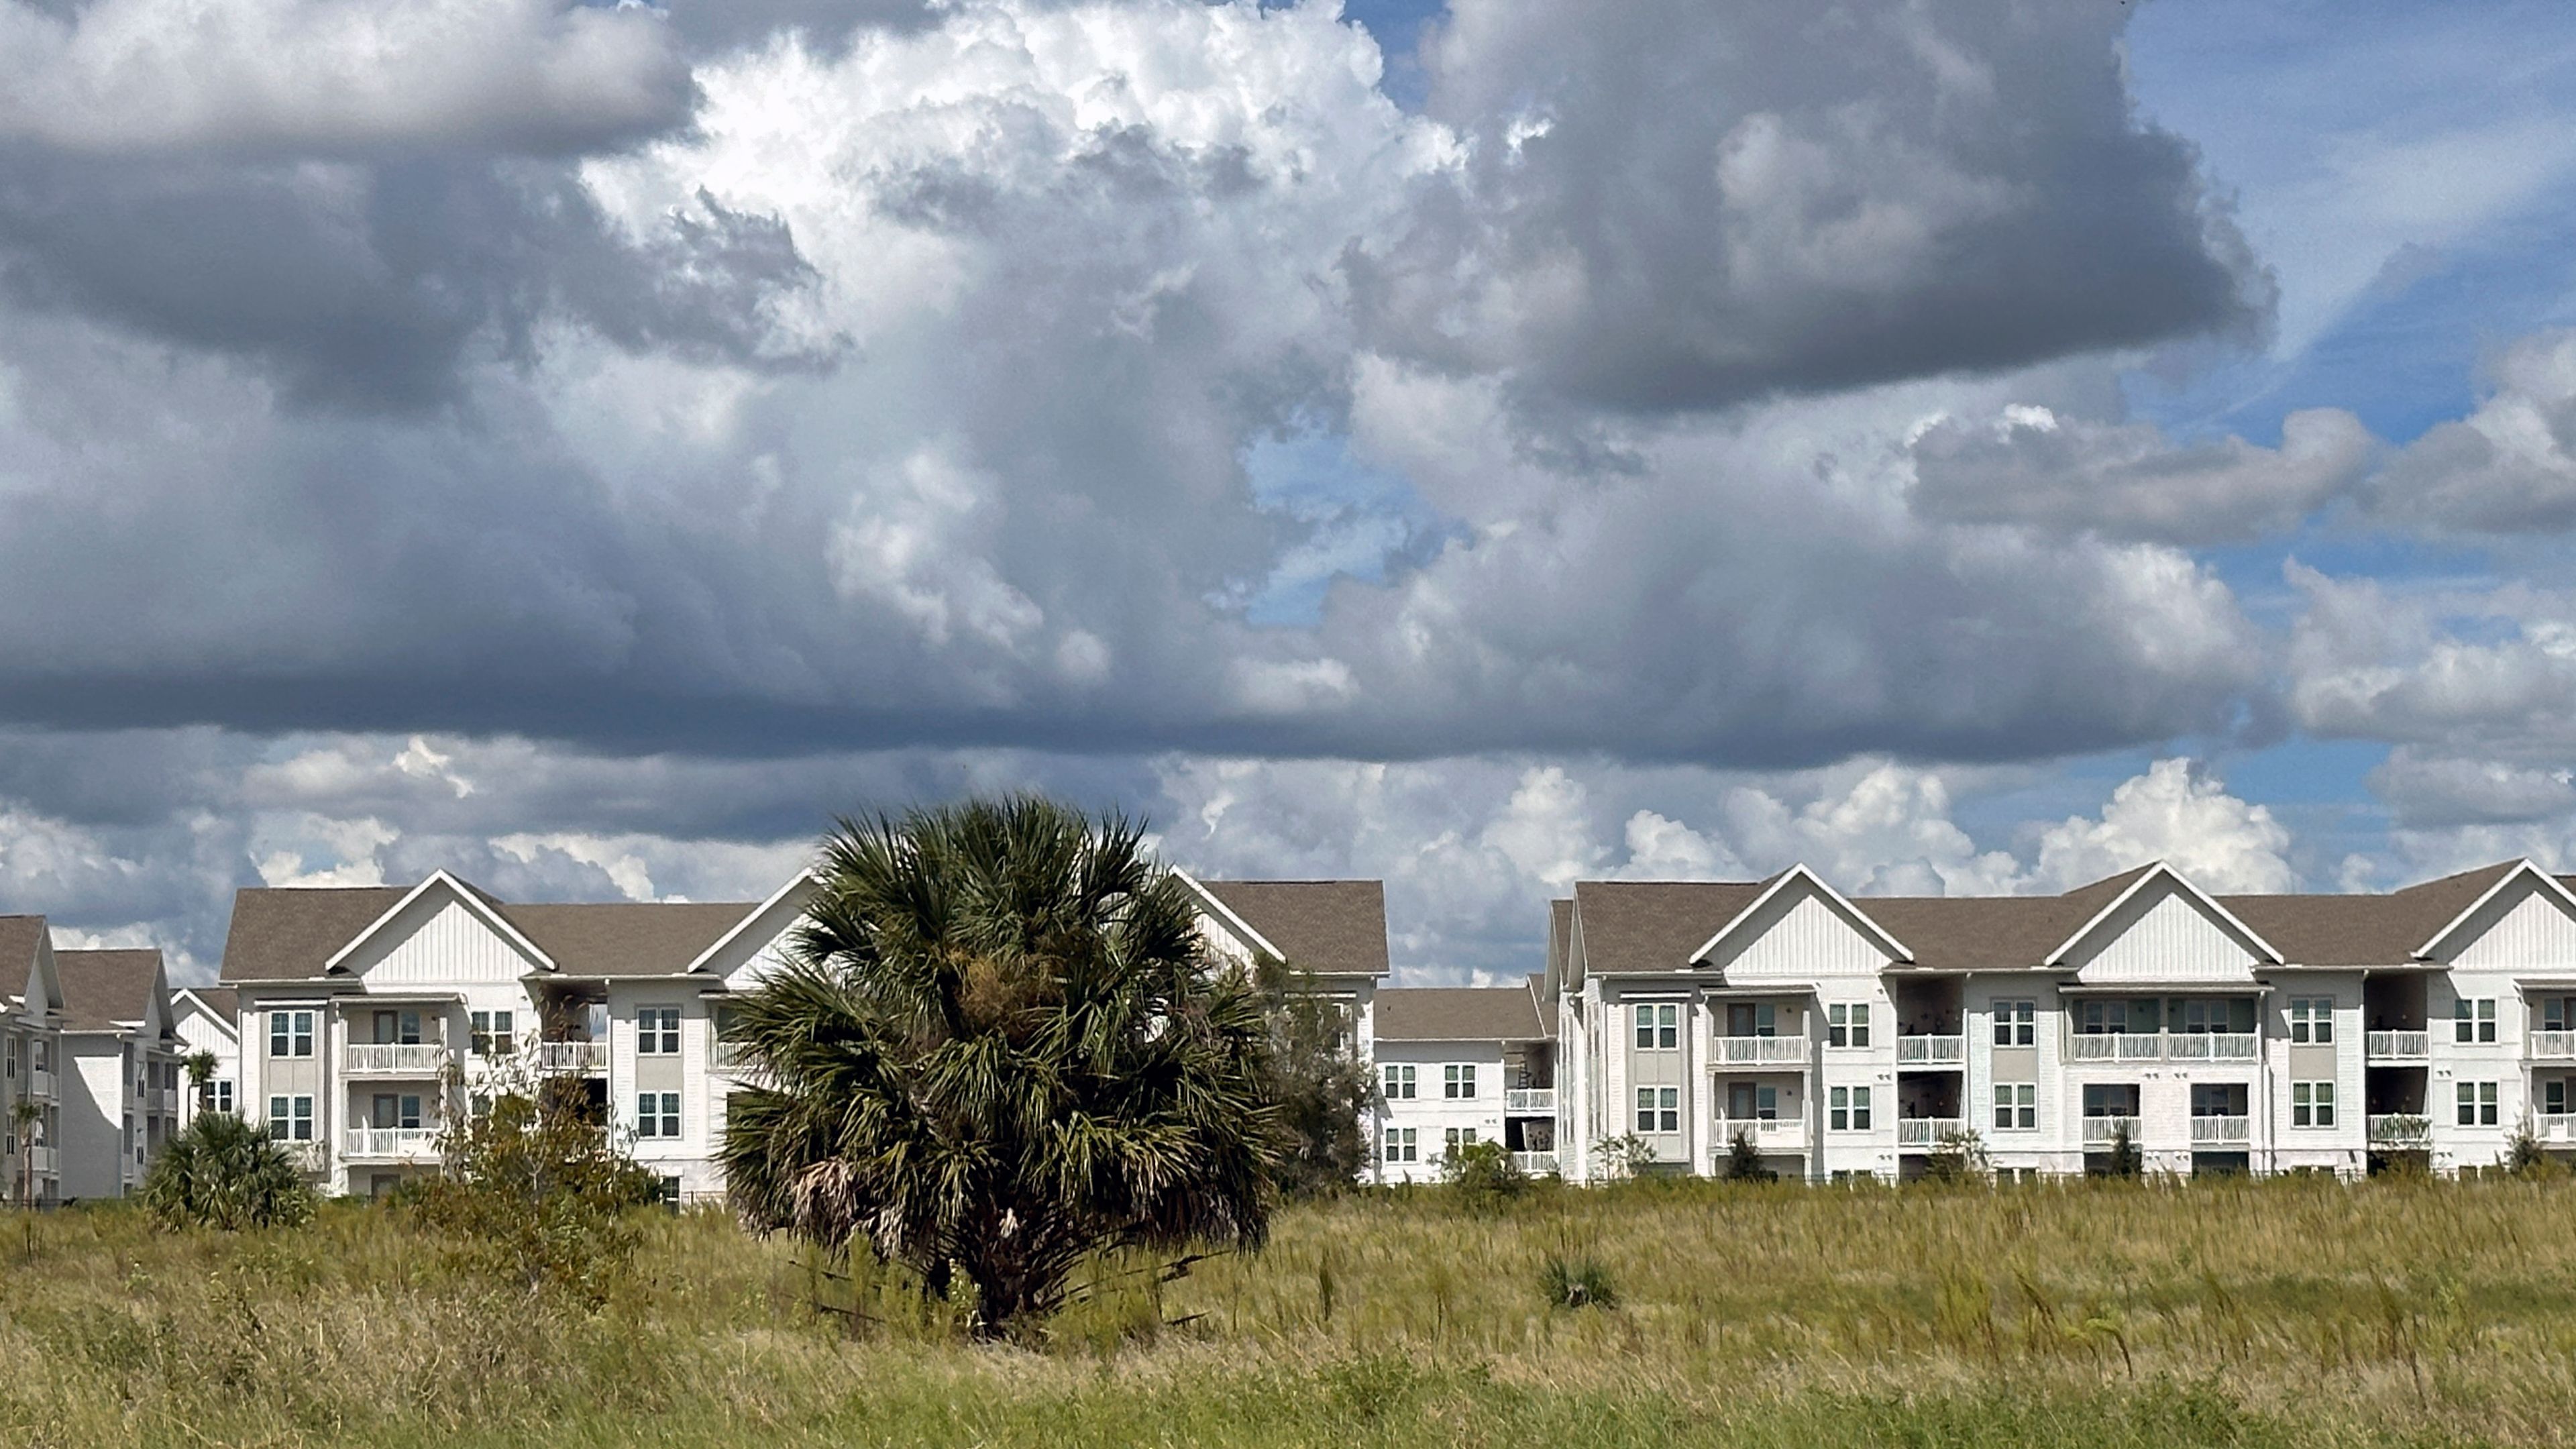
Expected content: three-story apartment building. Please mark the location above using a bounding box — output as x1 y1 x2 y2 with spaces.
1549 859 2576 1182
1371 978 1554 1183
1179 873 1391 1062
220 870 817 1200
0 916 68 1203
54 949 181 1199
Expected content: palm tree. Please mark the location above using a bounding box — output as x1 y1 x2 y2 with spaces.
142 1113 315 1230
183 1050 219 1116
9 1098 37 1209
720 796 1280 1340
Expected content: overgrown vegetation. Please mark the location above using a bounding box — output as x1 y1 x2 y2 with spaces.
139 1114 315 1232
1253 957 1374 1198
1438 1138 1529 1212
402 1066 659 1301
719 797 1281 1340
3 1175 2573 1446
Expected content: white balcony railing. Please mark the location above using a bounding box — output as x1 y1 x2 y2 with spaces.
341 1126 441 1159
2367 1030 2429 1061
2528 1030 2576 1061
1897 1116 1965 1148
2537 1113 2576 1142
27 1069 52 1102
1715 1036 1810 1066
1895 1034 1966 1066
2070 1032 2259 1063
24 1146 54 1176
1504 1087 1556 1114
343 1043 451 1074
2081 1115 2141 1147
1510 1150 1558 1176
539 1040 608 1073
2190 1114 2252 1146
2212 1033 2259 1061
2369 1114 2431 1147
1713 1116 1804 1147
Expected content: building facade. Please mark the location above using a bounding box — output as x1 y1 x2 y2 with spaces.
54 949 181 1199
1371 979 1554 1183
0 918 67 1204
1547 859 2576 1183
220 870 816 1201
171 987 241 1128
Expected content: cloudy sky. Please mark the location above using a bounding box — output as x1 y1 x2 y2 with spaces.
5 0 2576 983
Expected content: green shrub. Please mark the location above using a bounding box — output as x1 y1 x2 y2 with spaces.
1538 1252 1617 1309
1440 1138 1529 1212
140 1113 316 1231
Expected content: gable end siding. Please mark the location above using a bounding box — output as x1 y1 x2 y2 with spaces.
1707 890 1894 980
2068 887 2259 983
2446 878 2576 970
342 895 545 984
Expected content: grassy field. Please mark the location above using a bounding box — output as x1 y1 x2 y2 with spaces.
1 1176 2571 1447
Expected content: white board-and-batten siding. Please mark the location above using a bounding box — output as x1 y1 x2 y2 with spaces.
2068 886 2259 983
1706 890 1894 980
2444 875 2576 971
341 893 544 984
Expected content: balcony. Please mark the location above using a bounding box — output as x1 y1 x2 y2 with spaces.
2368 1114 2431 1148
1895 1034 1966 1067
1510 1150 1558 1176
2367 1030 2429 1062
2167 1034 2260 1063
1713 1116 1805 1150
1504 1087 1556 1114
539 1040 608 1074
2190 1114 2252 1146
27 1069 52 1102
343 1043 451 1075
1896 1116 1965 1148
2070 1033 2257 1063
1715 1036 1810 1067
2080 1115 2141 1147
24 1146 54 1176
2528 1030 2576 1062
2537 1113 2576 1143
341 1126 441 1160
2069 1033 2160 1062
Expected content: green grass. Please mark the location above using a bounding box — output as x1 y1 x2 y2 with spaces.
2 1175 2572 1446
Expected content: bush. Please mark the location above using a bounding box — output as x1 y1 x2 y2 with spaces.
1722 1128 1776 1181
1440 1139 1528 1212
1539 1252 1617 1309
1924 1126 1992 1184
1595 1134 1656 1181
141 1114 316 1231
402 1067 659 1302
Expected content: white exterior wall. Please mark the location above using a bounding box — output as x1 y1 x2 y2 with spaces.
172 1000 240 1128
1374 1040 1506 1184
60 1040 128 1199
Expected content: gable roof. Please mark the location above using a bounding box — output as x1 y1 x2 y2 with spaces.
0 916 44 1006
1375 985 1548 1042
1190 879 1389 978
1688 863 1914 966
500 902 757 976
1569 879 1771 975
2041 861 2282 968
325 871 555 975
1843 895 2092 973
56 949 164 1034
172 986 239 1031
221 887 411 982
220 883 765 983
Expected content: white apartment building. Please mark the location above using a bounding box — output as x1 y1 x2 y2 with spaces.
1549 859 2576 1183
0 917 68 1203
171 987 241 1127
1180 874 1390 1063
1371 979 1554 1183
221 869 816 1201
54 949 182 1199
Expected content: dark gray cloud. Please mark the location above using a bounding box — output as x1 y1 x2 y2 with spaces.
1345 0 2271 415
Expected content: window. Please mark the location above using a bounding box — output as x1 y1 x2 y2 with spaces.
2546 1079 2568 1117
4 1036 14 1079
2457 1081 2499 1126
2291 1081 2335 1128
1992 1000 2035 1047
1442 1063 1477 1099
1383 1127 1416 1164
1382 1064 1416 1101
2077 1000 2127 1036
1725 1082 1779 1121
2455 998 2498 1044
268 1010 315 1059
1828 1004 1872 1049
1829 1085 1872 1132
470 1010 516 1057
2544 998 2576 1033
370 1093 425 1130
1634 1003 1678 1049
372 1010 423 1046
638 1008 682 1055
266 1095 313 1141
637 1091 681 1138
470 1093 492 1120
1726 1002 1778 1038
1634 1086 1679 1134
1992 1083 2036 1131
211 1081 234 1115
1442 1126 1479 1157
2288 998 2334 1044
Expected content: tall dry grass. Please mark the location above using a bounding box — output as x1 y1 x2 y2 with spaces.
0 1175 2569 1446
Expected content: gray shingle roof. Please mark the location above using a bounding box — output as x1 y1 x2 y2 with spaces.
1195 879 1389 978
0 916 42 998
1376 985 1547 1042
219 884 761 983
176 985 238 1025
1566 879 1769 975
56 949 162 1033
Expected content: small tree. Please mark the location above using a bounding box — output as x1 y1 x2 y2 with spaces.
2103 1122 2143 1179
1595 1133 1656 1181
10 1098 38 1210
1254 959 1373 1197
405 1062 659 1301
1440 1138 1529 1212
1722 1129 1775 1182
183 1051 219 1114
721 798 1281 1340
142 1114 315 1230
1924 1126 1992 1184
2505 1121 2553 1178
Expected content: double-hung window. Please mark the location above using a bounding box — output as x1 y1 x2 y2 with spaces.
1992 1083 2036 1131
2457 1081 2499 1126
637 1092 681 1139
1382 1064 1416 1101
1827 1004 1871 1049
2288 998 2334 1044
268 1010 315 1058
1443 1126 1479 1157
638 1007 682 1055
266 1095 314 1141
1635 1004 1678 1049
470 1010 517 1057
1829 1085 1872 1132
211 1081 234 1115
1992 1000 2035 1046
1383 1127 1416 1164
1443 1064 1477 1099
1634 1086 1678 1134
2292 1081 2336 1128
2455 998 2498 1044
